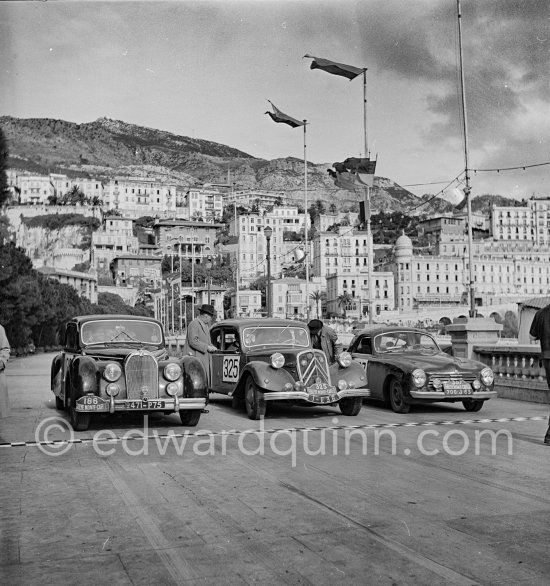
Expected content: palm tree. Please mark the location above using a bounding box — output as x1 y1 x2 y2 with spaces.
337 292 353 319
309 290 324 319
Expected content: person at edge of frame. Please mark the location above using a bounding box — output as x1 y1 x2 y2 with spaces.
529 304 550 445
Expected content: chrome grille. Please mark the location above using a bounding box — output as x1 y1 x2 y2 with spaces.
428 371 476 392
125 352 159 399
296 350 331 387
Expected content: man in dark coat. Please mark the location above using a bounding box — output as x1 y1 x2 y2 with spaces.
184 304 217 385
308 319 341 364
529 304 550 445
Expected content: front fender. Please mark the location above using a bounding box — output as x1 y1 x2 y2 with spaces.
181 355 208 400
238 362 296 393
70 356 99 399
330 361 368 388
51 353 63 391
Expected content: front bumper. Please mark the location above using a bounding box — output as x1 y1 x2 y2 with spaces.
76 395 207 414
262 388 370 404
409 389 497 400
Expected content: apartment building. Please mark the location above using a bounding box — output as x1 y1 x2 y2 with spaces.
228 206 309 285
153 219 221 264
183 186 223 222
92 215 139 272
38 267 98 304
110 254 162 288
103 177 177 216
17 175 53 204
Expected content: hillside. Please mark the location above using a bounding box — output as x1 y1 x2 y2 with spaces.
0 115 487 214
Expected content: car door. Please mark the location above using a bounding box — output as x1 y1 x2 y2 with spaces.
210 327 242 395
350 334 386 400
58 323 79 402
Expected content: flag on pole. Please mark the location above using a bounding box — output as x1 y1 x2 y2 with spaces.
442 187 468 210
265 100 305 128
327 157 377 190
303 54 366 80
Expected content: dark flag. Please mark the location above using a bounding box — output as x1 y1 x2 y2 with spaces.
328 157 377 190
303 54 365 80
265 100 305 128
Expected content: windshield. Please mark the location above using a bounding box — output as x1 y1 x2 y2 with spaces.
242 326 309 349
81 320 163 346
373 331 440 355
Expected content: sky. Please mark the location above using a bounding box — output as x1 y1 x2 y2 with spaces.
1 0 548 200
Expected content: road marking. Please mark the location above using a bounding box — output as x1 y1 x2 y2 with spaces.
1 415 548 449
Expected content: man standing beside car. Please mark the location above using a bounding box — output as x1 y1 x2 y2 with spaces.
0 323 11 418
308 319 341 364
184 304 217 385
529 303 550 445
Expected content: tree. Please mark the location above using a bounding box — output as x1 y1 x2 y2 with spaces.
310 290 325 319
0 128 9 207
337 292 353 318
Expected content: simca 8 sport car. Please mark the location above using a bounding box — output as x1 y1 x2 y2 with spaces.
51 315 208 431
348 326 496 414
208 318 370 419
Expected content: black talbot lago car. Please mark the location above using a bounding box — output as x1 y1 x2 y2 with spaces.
208 318 370 419
51 315 208 431
348 326 496 413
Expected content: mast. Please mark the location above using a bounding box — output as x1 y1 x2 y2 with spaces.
303 121 310 321
364 70 374 324
457 0 476 317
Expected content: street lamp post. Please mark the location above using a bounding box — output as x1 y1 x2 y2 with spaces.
205 255 213 305
264 225 273 317
178 235 184 332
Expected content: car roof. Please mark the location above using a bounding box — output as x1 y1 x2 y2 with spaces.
69 314 163 326
354 325 431 336
214 318 308 329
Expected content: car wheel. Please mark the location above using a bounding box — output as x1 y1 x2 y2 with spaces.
339 397 363 416
179 409 201 426
68 390 91 432
462 399 484 412
231 394 245 411
244 377 266 420
55 395 65 410
389 378 411 414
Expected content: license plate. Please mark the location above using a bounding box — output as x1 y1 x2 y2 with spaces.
307 394 338 404
126 400 166 410
443 381 472 395
307 383 335 395
76 396 109 412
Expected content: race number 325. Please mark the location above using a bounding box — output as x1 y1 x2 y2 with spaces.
222 356 240 382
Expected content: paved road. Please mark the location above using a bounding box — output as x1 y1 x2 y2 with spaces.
2 353 550 585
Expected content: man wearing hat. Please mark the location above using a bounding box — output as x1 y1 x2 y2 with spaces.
307 319 341 364
184 304 217 385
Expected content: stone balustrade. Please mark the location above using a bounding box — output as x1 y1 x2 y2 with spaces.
473 343 550 404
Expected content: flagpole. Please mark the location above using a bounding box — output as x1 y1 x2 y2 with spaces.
303 120 310 322
363 70 374 324
457 0 475 318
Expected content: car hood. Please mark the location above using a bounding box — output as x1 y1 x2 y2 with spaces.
82 346 168 361
373 352 487 374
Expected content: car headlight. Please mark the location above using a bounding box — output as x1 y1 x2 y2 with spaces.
104 362 122 382
270 352 285 369
337 380 349 390
164 363 182 381
337 352 353 368
166 382 179 396
411 369 427 388
431 377 442 390
480 367 494 386
106 383 120 397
